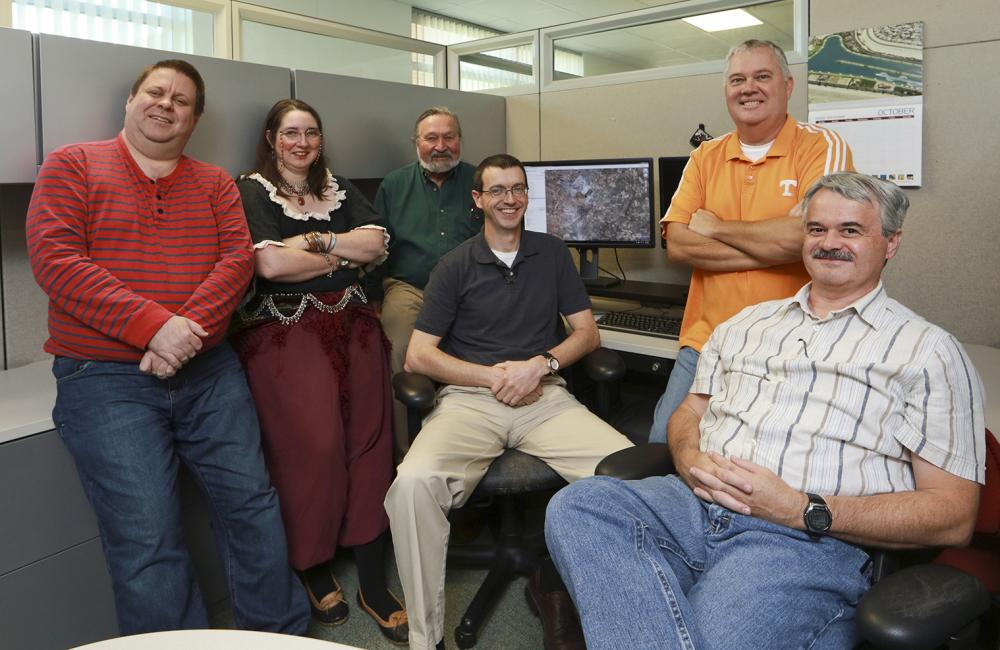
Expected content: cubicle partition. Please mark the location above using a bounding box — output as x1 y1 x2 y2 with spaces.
0 29 37 183
0 28 506 371
295 69 506 180
0 28 38 370
36 34 294 177
0 25 505 649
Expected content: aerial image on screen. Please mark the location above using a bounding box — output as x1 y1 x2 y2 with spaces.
541 165 649 243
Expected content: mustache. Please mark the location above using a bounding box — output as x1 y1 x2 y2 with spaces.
430 152 454 160
812 248 854 261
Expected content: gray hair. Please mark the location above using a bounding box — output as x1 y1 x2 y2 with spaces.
803 172 909 237
413 106 462 140
726 39 791 80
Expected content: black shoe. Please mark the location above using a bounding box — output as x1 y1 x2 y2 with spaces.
357 587 408 645
302 572 349 626
526 568 586 650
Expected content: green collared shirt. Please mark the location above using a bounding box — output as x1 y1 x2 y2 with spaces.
371 161 482 297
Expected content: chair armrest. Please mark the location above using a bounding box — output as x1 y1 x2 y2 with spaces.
595 443 674 480
392 372 436 411
857 563 990 650
582 347 626 383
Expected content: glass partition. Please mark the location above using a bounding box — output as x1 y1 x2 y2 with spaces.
551 0 793 81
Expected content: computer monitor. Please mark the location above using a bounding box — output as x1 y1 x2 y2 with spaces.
522 158 654 287
657 156 689 248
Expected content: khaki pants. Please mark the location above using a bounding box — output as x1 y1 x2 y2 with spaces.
384 382 633 649
380 277 425 460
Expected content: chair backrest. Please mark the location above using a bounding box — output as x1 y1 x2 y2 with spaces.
934 428 1000 592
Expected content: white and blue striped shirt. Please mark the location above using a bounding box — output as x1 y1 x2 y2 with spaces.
692 282 985 496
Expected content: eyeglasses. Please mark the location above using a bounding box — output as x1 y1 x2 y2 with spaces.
278 128 322 142
480 184 528 199
418 133 459 145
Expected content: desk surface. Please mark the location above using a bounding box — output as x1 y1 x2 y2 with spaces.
587 280 688 306
598 326 680 359
71 630 360 650
0 357 55 444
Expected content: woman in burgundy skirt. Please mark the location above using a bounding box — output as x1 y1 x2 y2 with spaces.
232 98 406 644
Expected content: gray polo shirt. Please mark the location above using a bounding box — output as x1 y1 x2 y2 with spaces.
415 230 592 366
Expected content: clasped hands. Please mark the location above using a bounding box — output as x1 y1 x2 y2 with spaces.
488 357 549 407
681 449 807 529
139 315 208 380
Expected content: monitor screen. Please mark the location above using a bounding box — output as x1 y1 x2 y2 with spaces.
658 156 689 248
522 158 655 248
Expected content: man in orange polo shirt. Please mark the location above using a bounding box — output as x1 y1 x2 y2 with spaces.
650 39 854 442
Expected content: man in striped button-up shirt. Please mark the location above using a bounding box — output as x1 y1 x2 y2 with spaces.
546 172 985 649
27 60 308 636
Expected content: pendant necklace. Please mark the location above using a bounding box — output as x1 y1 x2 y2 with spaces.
278 176 310 206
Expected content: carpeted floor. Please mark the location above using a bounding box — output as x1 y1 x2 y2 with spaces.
211 521 545 649
208 373 668 648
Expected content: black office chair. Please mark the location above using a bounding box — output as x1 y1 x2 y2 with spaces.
595 443 996 650
393 347 625 649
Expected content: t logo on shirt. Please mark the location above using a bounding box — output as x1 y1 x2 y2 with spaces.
779 179 797 197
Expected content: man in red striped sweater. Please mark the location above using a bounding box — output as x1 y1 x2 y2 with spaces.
26 60 308 635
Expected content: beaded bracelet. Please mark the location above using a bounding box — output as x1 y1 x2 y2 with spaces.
320 251 336 277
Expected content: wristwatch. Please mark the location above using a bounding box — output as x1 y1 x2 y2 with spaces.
803 493 832 536
542 351 560 374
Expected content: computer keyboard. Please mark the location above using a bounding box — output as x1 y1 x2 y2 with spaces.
596 311 681 340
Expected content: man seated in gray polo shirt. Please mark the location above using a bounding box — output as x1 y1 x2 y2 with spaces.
384 154 633 650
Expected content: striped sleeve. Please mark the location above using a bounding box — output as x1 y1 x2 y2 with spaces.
690 327 725 397
795 123 855 194
897 333 986 483
26 145 173 350
175 169 253 337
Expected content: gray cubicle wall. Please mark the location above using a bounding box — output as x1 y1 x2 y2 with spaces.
0 28 40 370
0 185 43 369
1 35 293 369
3 34 507 370
294 70 506 179
0 28 38 183
37 34 292 177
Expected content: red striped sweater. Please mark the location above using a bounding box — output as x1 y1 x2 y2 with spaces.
26 134 253 362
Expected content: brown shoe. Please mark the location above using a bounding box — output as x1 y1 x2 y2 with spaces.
357 587 409 645
302 572 349 627
526 567 586 650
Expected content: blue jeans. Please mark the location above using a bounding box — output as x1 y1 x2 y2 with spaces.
52 343 309 635
546 475 872 650
649 346 699 443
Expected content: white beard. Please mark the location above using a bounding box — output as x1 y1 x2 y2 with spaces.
419 154 459 175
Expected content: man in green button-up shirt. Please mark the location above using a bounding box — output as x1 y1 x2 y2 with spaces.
371 107 483 456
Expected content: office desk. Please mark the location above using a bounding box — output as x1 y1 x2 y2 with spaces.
597 327 679 377
591 295 681 376
586 279 688 306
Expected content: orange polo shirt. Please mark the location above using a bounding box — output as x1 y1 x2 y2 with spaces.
663 115 854 351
